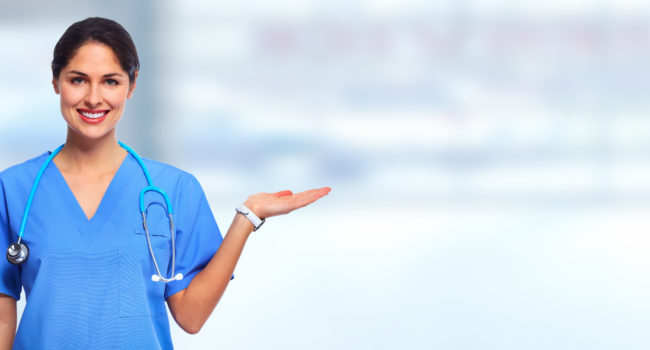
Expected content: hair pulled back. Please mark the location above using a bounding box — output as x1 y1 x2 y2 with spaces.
52 17 139 82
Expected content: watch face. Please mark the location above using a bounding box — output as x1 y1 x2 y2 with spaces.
238 206 249 215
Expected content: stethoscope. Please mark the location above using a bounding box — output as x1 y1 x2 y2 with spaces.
5 142 183 283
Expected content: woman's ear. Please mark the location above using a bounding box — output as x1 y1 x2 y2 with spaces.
127 71 138 99
52 78 60 94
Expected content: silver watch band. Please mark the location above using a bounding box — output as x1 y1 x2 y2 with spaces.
235 204 265 231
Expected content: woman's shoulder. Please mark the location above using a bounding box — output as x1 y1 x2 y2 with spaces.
139 157 201 187
0 152 51 181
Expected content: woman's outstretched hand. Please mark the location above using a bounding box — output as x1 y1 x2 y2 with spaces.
168 186 331 332
244 187 331 220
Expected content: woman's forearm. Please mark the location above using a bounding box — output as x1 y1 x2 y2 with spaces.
167 187 330 334
167 212 254 334
0 294 16 350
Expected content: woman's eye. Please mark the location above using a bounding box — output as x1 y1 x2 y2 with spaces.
71 77 85 85
105 79 119 86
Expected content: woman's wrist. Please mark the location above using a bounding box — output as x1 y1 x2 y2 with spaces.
232 211 255 234
236 200 265 232
243 199 263 219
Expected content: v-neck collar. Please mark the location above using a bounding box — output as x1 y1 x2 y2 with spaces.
50 153 133 224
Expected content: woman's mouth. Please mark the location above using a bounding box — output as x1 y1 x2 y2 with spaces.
77 109 109 124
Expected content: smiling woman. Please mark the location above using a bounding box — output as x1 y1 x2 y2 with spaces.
53 42 135 184
51 18 137 148
0 17 330 350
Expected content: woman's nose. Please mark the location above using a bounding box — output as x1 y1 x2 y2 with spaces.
85 84 102 107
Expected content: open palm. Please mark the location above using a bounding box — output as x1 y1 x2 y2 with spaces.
245 187 331 219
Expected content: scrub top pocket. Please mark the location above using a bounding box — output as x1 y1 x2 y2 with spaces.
134 227 172 252
119 247 168 318
135 227 169 237
134 200 174 250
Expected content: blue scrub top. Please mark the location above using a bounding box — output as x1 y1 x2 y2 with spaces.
0 149 226 349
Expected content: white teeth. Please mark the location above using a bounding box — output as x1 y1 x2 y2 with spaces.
80 111 108 119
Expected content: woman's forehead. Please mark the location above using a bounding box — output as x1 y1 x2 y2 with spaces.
64 42 124 75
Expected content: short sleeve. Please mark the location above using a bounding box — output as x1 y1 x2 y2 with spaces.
0 179 22 300
164 174 228 299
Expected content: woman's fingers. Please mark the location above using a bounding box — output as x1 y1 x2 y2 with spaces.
247 187 331 219
288 187 331 210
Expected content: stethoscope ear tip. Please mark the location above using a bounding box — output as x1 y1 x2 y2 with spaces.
151 274 161 282
174 273 183 281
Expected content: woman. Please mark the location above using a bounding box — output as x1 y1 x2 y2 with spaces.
0 17 330 349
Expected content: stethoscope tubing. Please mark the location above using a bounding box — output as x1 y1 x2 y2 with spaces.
11 142 180 282
17 144 64 244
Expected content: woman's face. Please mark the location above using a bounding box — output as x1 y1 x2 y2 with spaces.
52 41 136 142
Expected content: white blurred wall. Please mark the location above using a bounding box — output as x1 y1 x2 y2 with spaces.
2 1 650 349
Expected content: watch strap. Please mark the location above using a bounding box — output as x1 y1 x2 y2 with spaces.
235 204 265 231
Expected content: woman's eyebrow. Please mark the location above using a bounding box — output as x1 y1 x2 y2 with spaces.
67 70 88 76
102 73 124 78
67 70 124 78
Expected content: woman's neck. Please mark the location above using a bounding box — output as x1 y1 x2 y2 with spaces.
54 129 127 174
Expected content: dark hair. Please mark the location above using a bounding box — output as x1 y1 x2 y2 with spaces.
51 17 139 82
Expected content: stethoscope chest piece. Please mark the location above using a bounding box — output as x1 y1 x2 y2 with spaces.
7 242 29 265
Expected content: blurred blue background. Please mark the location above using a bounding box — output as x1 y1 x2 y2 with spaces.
2 1 650 349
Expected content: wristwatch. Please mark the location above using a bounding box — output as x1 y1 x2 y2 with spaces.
235 204 265 231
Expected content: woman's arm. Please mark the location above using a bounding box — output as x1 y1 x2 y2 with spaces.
167 187 330 334
0 294 16 350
